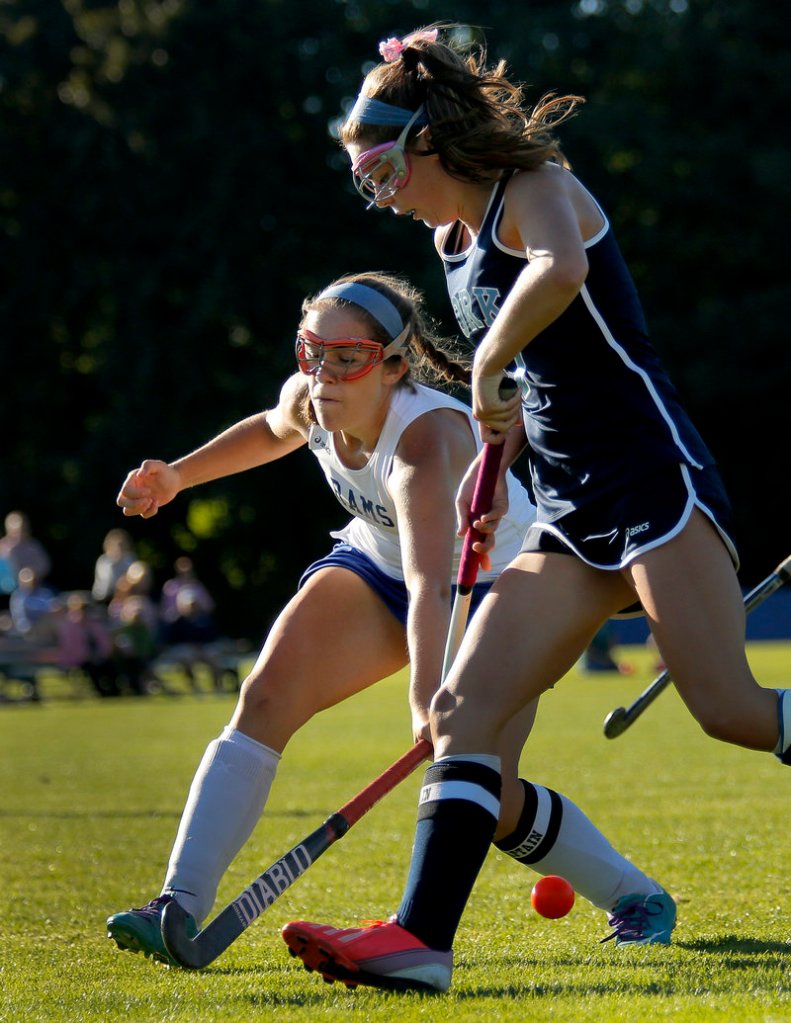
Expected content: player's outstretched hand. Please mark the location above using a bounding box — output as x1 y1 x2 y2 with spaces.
116 460 181 519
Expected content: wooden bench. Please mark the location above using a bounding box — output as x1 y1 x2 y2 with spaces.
0 643 65 702
151 640 253 694
0 638 254 703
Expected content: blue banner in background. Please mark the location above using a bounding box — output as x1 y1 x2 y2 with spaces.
612 589 791 644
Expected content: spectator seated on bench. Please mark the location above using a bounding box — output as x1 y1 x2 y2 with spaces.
0 603 59 702
9 567 57 641
53 593 120 697
158 585 225 691
111 595 160 696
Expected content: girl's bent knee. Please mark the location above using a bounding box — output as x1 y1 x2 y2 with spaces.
695 705 758 745
234 673 312 736
429 687 502 751
430 685 459 721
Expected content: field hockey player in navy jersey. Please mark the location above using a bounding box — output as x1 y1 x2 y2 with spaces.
107 271 668 965
281 26 790 993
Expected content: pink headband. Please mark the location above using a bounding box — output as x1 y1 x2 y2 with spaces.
378 28 439 63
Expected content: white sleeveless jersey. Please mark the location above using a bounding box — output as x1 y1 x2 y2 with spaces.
307 382 536 581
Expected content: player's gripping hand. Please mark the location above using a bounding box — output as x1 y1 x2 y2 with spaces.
411 709 433 747
472 372 522 443
455 452 511 567
116 460 181 519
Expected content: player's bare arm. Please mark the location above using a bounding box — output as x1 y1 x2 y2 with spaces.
390 407 475 742
472 168 589 426
116 373 310 518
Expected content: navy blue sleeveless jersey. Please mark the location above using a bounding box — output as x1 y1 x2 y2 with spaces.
441 174 715 522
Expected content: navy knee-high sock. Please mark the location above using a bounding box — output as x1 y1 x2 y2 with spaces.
396 755 501 952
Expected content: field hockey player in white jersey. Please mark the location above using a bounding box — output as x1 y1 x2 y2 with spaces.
107 271 671 965
281 27 790 993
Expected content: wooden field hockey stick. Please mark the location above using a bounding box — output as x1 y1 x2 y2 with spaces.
603 552 791 739
161 738 432 968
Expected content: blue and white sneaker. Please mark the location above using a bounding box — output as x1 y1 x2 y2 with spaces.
601 890 676 946
107 893 197 965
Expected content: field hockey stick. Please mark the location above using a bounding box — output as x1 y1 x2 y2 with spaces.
442 443 507 676
442 378 518 678
161 738 431 969
603 552 791 739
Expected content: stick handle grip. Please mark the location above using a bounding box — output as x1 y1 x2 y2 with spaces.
337 738 431 828
456 443 505 591
771 553 791 586
457 377 518 591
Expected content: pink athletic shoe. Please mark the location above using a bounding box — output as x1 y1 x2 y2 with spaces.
282 917 453 992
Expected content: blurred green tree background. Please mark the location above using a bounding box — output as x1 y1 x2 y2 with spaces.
2 0 788 639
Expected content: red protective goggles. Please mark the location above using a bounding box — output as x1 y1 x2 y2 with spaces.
296 330 403 382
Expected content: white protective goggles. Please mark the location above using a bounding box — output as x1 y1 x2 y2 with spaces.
351 106 425 209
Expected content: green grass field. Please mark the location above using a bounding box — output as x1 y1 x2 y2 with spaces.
1 643 790 1022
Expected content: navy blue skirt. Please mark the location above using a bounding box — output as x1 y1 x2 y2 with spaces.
520 463 738 616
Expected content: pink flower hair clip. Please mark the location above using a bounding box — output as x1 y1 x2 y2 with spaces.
378 28 439 63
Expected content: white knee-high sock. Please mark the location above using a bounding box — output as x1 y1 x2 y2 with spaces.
494 780 663 911
162 726 280 924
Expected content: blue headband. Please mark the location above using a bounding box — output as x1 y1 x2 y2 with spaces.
347 94 429 128
317 282 405 340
